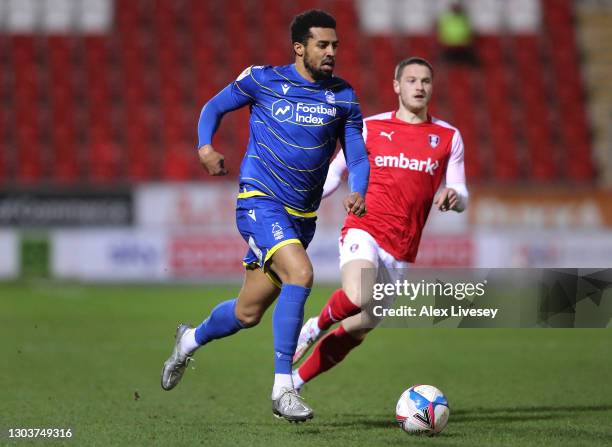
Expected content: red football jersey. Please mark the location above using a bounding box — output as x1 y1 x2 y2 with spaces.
333 111 465 262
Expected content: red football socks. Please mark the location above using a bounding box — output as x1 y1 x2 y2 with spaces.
297 325 363 383
317 288 361 330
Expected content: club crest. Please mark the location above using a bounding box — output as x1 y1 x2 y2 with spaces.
428 134 440 148
325 89 335 104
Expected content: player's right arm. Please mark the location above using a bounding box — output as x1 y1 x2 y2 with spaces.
322 150 348 198
196 66 262 176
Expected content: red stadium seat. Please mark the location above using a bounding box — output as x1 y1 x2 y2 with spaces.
162 145 194 180
16 127 44 183
475 36 503 67
464 155 484 182
492 139 519 180
0 149 6 183
126 142 154 181
0 109 6 181
565 142 594 180
528 137 557 181
407 35 436 62
89 140 120 183
53 142 79 184
0 0 594 185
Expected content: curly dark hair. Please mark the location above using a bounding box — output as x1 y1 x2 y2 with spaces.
290 10 336 45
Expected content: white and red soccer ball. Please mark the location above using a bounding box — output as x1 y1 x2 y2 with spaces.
395 385 450 435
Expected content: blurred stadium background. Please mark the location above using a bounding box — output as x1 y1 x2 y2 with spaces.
2 2 611 445
1 0 612 281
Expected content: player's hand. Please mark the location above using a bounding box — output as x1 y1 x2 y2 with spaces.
343 192 366 217
198 145 228 176
434 188 458 212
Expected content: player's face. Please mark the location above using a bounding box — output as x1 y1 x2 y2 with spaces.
302 27 338 80
394 64 433 113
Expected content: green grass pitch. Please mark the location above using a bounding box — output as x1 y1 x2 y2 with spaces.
1 281 611 446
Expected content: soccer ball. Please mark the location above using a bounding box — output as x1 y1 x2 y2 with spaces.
395 385 450 435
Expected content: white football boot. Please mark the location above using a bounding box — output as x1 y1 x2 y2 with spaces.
272 388 314 422
292 317 327 365
161 323 195 390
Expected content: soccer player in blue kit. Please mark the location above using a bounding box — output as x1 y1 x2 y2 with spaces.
161 10 369 422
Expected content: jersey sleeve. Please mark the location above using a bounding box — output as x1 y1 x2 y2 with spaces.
197 66 263 148
339 90 369 197
445 129 469 211
342 89 364 145
232 65 265 101
322 150 348 198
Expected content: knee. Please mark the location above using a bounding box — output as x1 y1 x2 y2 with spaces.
281 265 314 288
343 284 363 307
235 307 264 328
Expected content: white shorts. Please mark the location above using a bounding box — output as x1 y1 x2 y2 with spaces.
339 228 410 284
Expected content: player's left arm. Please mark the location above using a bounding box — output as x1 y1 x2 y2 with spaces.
434 130 469 212
339 92 369 216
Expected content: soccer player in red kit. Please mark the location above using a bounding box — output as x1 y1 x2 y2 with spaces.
291 57 469 390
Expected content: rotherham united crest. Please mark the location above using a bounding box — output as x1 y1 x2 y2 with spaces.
428 134 440 148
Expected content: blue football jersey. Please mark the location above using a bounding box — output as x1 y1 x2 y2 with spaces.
201 64 364 213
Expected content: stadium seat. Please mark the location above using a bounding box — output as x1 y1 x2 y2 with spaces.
0 0 595 185
16 126 44 183
126 142 155 181
0 150 5 183
88 140 119 183
53 143 80 184
0 110 6 182
475 36 503 67
407 35 435 62
464 153 484 182
162 144 194 180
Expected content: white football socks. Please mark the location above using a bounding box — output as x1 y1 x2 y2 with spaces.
272 374 294 399
292 370 305 391
180 328 200 355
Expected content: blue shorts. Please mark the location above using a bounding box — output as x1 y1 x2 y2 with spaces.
236 194 317 286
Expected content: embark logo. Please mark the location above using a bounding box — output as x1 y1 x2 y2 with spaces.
271 99 336 124
374 153 440 175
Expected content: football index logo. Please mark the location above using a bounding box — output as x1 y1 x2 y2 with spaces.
273 100 337 125
272 99 294 122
